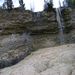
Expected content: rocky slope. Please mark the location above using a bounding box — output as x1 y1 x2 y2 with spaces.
0 8 75 69
0 44 75 75
0 33 33 69
0 8 75 75
1 29 75 69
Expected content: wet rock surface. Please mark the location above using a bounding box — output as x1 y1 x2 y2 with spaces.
0 44 75 75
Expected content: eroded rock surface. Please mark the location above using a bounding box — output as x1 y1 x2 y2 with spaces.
0 33 33 68
0 8 72 35
0 44 75 75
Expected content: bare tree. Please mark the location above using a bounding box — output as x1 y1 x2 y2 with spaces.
3 0 13 12
19 0 25 11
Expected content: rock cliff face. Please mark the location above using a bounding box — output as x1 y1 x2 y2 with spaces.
71 9 75 29
0 8 73 35
0 8 75 69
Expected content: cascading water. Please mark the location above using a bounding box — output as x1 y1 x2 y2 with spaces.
55 8 65 44
52 0 66 44
24 0 66 44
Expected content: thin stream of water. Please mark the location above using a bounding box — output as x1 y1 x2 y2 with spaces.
55 8 65 45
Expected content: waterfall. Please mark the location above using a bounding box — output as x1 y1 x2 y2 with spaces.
55 8 65 44
52 0 67 44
